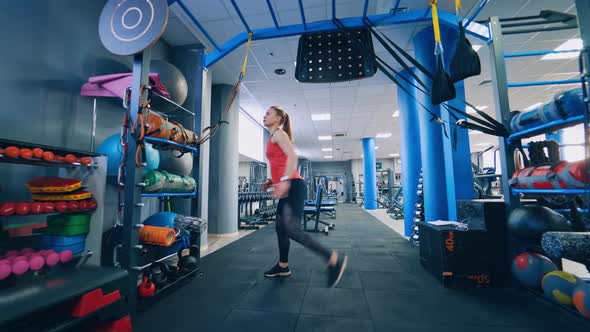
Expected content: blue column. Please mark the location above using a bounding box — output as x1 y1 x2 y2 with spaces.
362 137 377 210
413 27 450 221
441 80 474 220
396 69 422 236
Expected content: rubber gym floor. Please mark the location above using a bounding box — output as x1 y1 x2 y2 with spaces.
135 204 590 332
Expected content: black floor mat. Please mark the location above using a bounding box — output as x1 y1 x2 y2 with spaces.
135 204 590 331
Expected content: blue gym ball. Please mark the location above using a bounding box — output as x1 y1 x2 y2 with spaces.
97 133 160 176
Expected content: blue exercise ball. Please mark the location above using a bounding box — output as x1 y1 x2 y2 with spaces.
97 133 160 176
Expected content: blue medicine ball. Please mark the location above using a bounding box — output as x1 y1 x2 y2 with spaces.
97 133 160 176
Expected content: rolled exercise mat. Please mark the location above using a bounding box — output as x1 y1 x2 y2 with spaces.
508 88 585 133
542 232 590 263
139 225 176 247
143 170 196 193
510 160 588 190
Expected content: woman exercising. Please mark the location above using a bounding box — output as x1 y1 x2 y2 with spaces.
261 106 347 287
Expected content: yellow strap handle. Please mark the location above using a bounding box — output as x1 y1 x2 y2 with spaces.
240 32 253 77
455 0 461 10
430 1 441 43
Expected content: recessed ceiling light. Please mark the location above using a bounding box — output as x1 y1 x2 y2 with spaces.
376 132 392 138
318 136 332 141
389 153 400 157
466 105 488 114
524 102 543 111
324 155 333 159
541 38 582 60
375 146 379 150
475 142 492 147
312 113 331 121
472 45 482 52
392 110 399 117
322 148 333 152
469 130 483 135
274 68 286 75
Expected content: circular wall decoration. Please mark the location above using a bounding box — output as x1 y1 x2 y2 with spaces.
99 0 169 56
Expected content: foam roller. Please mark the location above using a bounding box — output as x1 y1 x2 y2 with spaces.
541 232 590 262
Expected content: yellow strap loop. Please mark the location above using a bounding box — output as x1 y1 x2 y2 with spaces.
430 2 441 43
455 0 461 10
240 32 253 76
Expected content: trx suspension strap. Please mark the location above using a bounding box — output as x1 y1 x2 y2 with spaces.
429 0 456 105
368 25 507 136
196 31 253 146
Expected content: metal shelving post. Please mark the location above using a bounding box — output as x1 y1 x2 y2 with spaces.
120 49 152 316
488 16 519 212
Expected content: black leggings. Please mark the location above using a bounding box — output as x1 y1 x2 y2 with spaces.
276 179 332 263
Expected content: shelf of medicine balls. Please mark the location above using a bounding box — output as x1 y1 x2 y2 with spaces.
0 138 100 169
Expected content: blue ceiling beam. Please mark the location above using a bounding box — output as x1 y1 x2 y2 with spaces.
230 0 251 32
174 0 220 50
204 9 489 68
266 0 280 28
363 0 370 20
298 0 307 30
465 0 491 27
332 0 336 20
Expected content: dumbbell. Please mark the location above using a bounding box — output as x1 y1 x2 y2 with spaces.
412 225 419 232
418 178 423 184
413 217 422 223
417 183 423 190
416 190 423 197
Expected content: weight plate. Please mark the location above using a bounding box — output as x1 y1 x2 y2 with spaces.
99 0 169 55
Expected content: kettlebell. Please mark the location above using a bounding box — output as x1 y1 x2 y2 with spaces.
138 276 156 298
150 262 170 288
177 245 199 274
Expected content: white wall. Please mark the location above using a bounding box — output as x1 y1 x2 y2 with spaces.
238 112 264 162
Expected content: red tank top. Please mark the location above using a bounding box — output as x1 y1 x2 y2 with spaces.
266 139 303 184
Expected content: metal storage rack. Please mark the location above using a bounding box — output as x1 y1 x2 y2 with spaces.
486 0 590 320
113 48 205 315
0 138 130 331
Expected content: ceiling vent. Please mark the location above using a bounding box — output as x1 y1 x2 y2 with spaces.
333 132 348 138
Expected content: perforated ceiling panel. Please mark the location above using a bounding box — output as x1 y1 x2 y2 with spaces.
295 29 377 83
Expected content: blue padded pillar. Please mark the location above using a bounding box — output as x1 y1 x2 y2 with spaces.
362 137 377 210
396 69 422 236
441 79 474 220
413 27 450 221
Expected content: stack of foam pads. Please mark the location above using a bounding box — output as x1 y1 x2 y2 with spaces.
418 199 512 288
0 177 97 237
41 214 91 254
0 247 73 282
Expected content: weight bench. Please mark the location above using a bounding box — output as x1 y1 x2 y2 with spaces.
305 197 337 219
303 185 335 235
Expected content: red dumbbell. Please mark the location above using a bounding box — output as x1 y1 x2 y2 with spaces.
29 255 45 271
41 202 55 213
40 250 60 267
31 202 43 214
0 202 16 216
16 202 31 215
11 260 29 275
79 200 88 210
59 250 73 263
0 263 11 280
67 201 79 211
55 201 68 213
